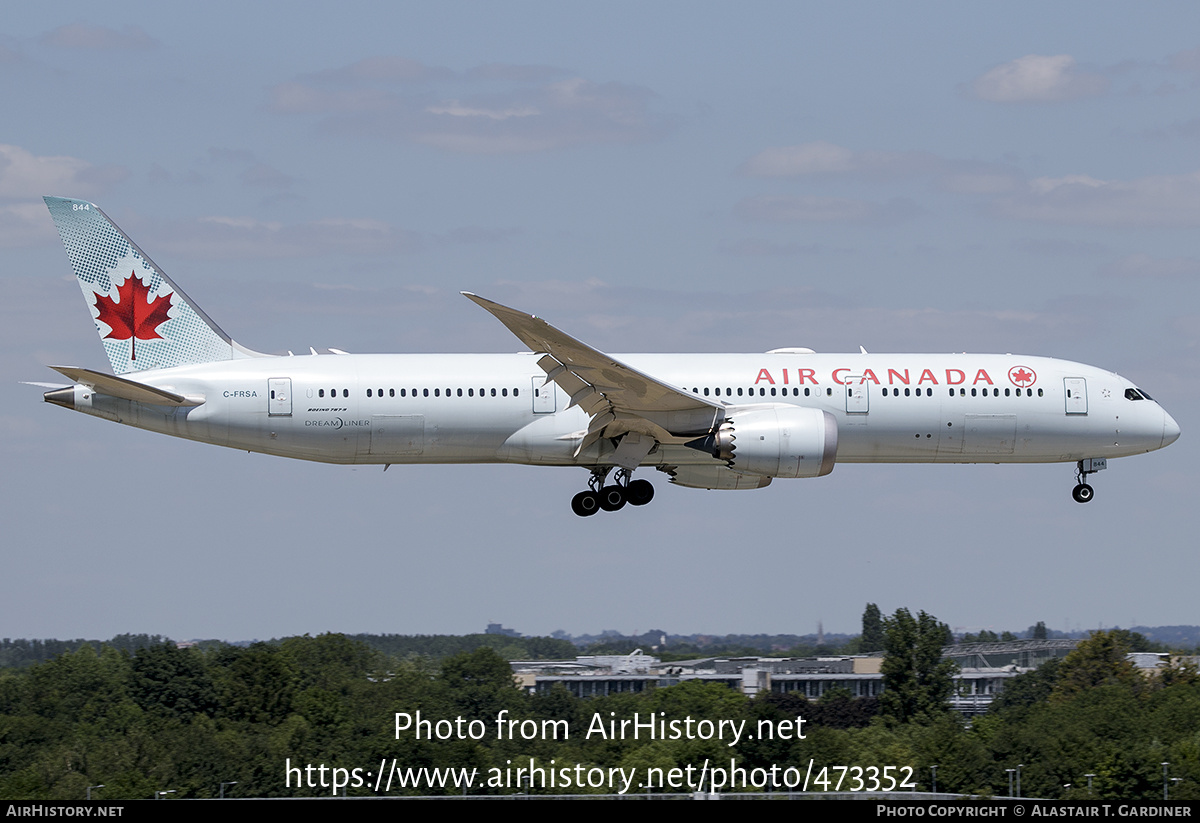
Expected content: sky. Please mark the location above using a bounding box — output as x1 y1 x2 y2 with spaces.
1 2 1197 643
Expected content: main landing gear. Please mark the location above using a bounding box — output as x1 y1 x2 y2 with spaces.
1072 458 1107 504
571 468 655 517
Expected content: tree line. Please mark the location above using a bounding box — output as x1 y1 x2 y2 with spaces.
0 614 1195 799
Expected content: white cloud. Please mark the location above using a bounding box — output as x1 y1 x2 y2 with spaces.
239 162 294 190
1099 254 1200 279
939 171 1021 194
159 215 423 258
435 226 519 246
992 172 1200 227
738 141 1200 230
312 56 444 84
150 215 513 260
198 215 282 231
409 133 564 154
740 142 943 179
740 142 1016 192
419 79 666 153
1029 174 1106 194
268 82 394 115
718 238 830 257
741 142 857 176
466 63 565 83
0 144 126 199
269 58 670 154
1168 47 1200 73
40 23 156 50
735 194 917 224
0 202 57 247
1012 238 1110 258
205 147 297 192
0 145 88 198
425 101 539 120
971 54 1108 103
463 281 1101 355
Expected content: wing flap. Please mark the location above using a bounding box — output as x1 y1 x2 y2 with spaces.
536 354 607 415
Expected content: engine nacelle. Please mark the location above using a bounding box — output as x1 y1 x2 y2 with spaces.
688 404 838 478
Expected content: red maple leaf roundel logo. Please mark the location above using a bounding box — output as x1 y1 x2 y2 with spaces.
1008 365 1036 388
93 271 173 361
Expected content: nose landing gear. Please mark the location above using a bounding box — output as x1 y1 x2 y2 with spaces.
571 468 655 516
1072 458 1106 504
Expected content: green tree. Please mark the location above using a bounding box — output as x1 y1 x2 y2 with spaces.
439 647 523 720
880 608 958 724
988 658 1061 718
1110 629 1164 653
1051 630 1141 702
1030 621 1048 640
220 643 296 723
129 642 217 719
861 603 885 653
278 633 376 692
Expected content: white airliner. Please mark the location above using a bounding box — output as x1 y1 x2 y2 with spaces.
38 196 1179 515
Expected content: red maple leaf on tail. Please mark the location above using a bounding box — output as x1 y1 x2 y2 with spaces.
93 271 173 361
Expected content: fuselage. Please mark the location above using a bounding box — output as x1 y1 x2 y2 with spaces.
54 350 1180 470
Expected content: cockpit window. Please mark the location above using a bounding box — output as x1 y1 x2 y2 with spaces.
1125 388 1153 401
1138 389 1154 401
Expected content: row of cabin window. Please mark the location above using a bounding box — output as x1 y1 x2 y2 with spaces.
691 386 1045 398
881 387 1043 397
359 387 520 398
694 386 831 398
948 387 1043 397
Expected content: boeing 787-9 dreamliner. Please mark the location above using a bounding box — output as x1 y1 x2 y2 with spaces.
37 197 1180 516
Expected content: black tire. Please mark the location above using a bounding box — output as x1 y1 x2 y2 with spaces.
627 479 655 506
598 485 627 512
1072 483 1094 503
571 490 601 517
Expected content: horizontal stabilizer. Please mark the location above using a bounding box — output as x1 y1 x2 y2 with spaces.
48 366 203 407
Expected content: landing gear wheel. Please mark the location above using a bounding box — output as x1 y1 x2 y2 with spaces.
626 479 655 506
598 485 627 512
571 490 601 517
1072 483 1094 504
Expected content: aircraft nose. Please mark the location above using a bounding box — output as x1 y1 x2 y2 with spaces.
1163 408 1181 448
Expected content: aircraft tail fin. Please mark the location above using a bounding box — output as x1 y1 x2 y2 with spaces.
44 196 263 375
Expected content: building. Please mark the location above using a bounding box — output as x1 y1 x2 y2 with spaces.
511 640 1081 714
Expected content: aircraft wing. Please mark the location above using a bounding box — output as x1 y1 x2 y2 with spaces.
463 293 723 452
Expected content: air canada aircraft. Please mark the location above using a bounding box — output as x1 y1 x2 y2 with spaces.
38 196 1180 516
